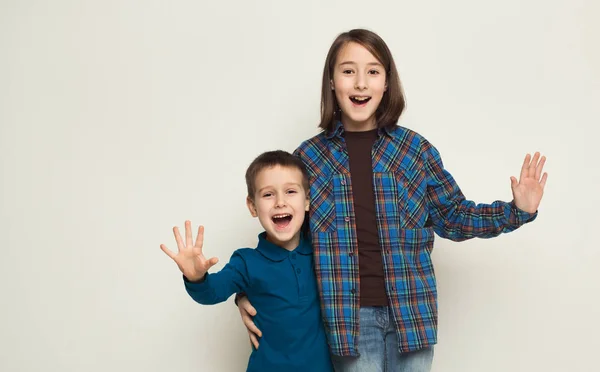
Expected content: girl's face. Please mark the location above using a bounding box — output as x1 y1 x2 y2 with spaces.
332 42 387 132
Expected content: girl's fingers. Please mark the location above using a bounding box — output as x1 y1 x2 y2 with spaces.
248 331 260 350
519 153 531 181
529 152 540 178
540 172 548 189
535 156 546 181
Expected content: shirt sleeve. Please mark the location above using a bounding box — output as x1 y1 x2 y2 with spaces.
423 140 537 241
184 250 250 305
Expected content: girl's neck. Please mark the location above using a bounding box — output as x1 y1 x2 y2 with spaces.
341 115 377 132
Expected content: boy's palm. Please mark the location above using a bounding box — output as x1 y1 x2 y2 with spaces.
160 220 219 282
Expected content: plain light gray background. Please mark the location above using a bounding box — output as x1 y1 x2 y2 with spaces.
1 0 599 371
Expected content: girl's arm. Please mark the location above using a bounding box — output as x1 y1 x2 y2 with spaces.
423 142 547 241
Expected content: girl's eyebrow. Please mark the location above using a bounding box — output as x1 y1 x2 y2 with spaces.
339 61 383 67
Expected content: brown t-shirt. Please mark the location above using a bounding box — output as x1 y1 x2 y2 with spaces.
344 129 388 307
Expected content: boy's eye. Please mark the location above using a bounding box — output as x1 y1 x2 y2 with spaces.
287 189 297 194
263 193 273 197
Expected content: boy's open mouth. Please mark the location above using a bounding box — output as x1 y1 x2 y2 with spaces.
272 213 293 228
350 96 371 105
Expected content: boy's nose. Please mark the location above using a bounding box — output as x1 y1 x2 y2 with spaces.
275 196 286 208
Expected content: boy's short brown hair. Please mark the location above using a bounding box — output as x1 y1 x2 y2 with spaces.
245 150 310 200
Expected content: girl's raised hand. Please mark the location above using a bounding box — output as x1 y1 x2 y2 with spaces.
160 220 219 282
511 152 548 214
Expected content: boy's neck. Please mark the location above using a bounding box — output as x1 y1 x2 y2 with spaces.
265 232 301 251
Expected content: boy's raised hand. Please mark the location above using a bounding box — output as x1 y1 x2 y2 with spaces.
160 220 219 282
511 152 548 214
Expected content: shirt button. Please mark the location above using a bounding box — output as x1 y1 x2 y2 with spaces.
344 217 350 222
296 268 301 274
291 253 296 259
341 179 346 185
350 288 356 294
349 251 354 257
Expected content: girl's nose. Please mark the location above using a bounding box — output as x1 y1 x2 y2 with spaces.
354 73 368 90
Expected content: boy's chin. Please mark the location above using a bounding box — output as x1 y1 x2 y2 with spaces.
266 227 302 245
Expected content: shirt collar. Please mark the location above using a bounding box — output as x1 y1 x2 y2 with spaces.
255 231 312 262
325 120 395 140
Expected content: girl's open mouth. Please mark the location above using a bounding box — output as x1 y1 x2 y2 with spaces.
350 96 371 105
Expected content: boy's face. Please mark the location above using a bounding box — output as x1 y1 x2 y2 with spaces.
246 165 309 251
332 41 387 132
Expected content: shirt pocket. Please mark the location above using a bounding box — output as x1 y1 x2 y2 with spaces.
309 174 348 233
393 166 428 229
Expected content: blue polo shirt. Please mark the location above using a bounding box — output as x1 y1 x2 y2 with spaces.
184 232 332 372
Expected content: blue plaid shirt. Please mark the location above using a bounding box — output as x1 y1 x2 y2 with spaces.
294 121 537 356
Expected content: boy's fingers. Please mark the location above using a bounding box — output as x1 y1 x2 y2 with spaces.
160 244 176 260
173 226 184 251
206 257 219 270
195 225 204 248
185 220 193 247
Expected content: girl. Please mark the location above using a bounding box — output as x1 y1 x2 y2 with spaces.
237 29 547 372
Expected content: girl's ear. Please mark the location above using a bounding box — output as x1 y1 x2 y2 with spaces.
246 197 258 217
330 80 335 90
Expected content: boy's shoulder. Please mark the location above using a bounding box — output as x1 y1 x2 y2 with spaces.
230 247 259 260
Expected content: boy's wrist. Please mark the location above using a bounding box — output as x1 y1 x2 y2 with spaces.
183 272 207 283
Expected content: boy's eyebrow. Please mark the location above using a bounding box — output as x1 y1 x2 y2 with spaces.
257 182 303 194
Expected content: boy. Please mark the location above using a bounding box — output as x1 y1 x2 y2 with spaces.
160 150 333 372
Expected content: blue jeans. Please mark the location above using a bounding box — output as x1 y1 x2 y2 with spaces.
331 307 434 372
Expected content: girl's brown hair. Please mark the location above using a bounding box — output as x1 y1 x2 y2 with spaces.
319 29 406 133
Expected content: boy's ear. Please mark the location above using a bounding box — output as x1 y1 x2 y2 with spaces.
305 196 310 212
246 197 258 217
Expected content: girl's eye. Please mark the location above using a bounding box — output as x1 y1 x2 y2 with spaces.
342 69 353 74
368 70 380 75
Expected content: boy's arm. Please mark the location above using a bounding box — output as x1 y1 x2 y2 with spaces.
423 142 546 241
160 220 250 304
184 251 250 305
